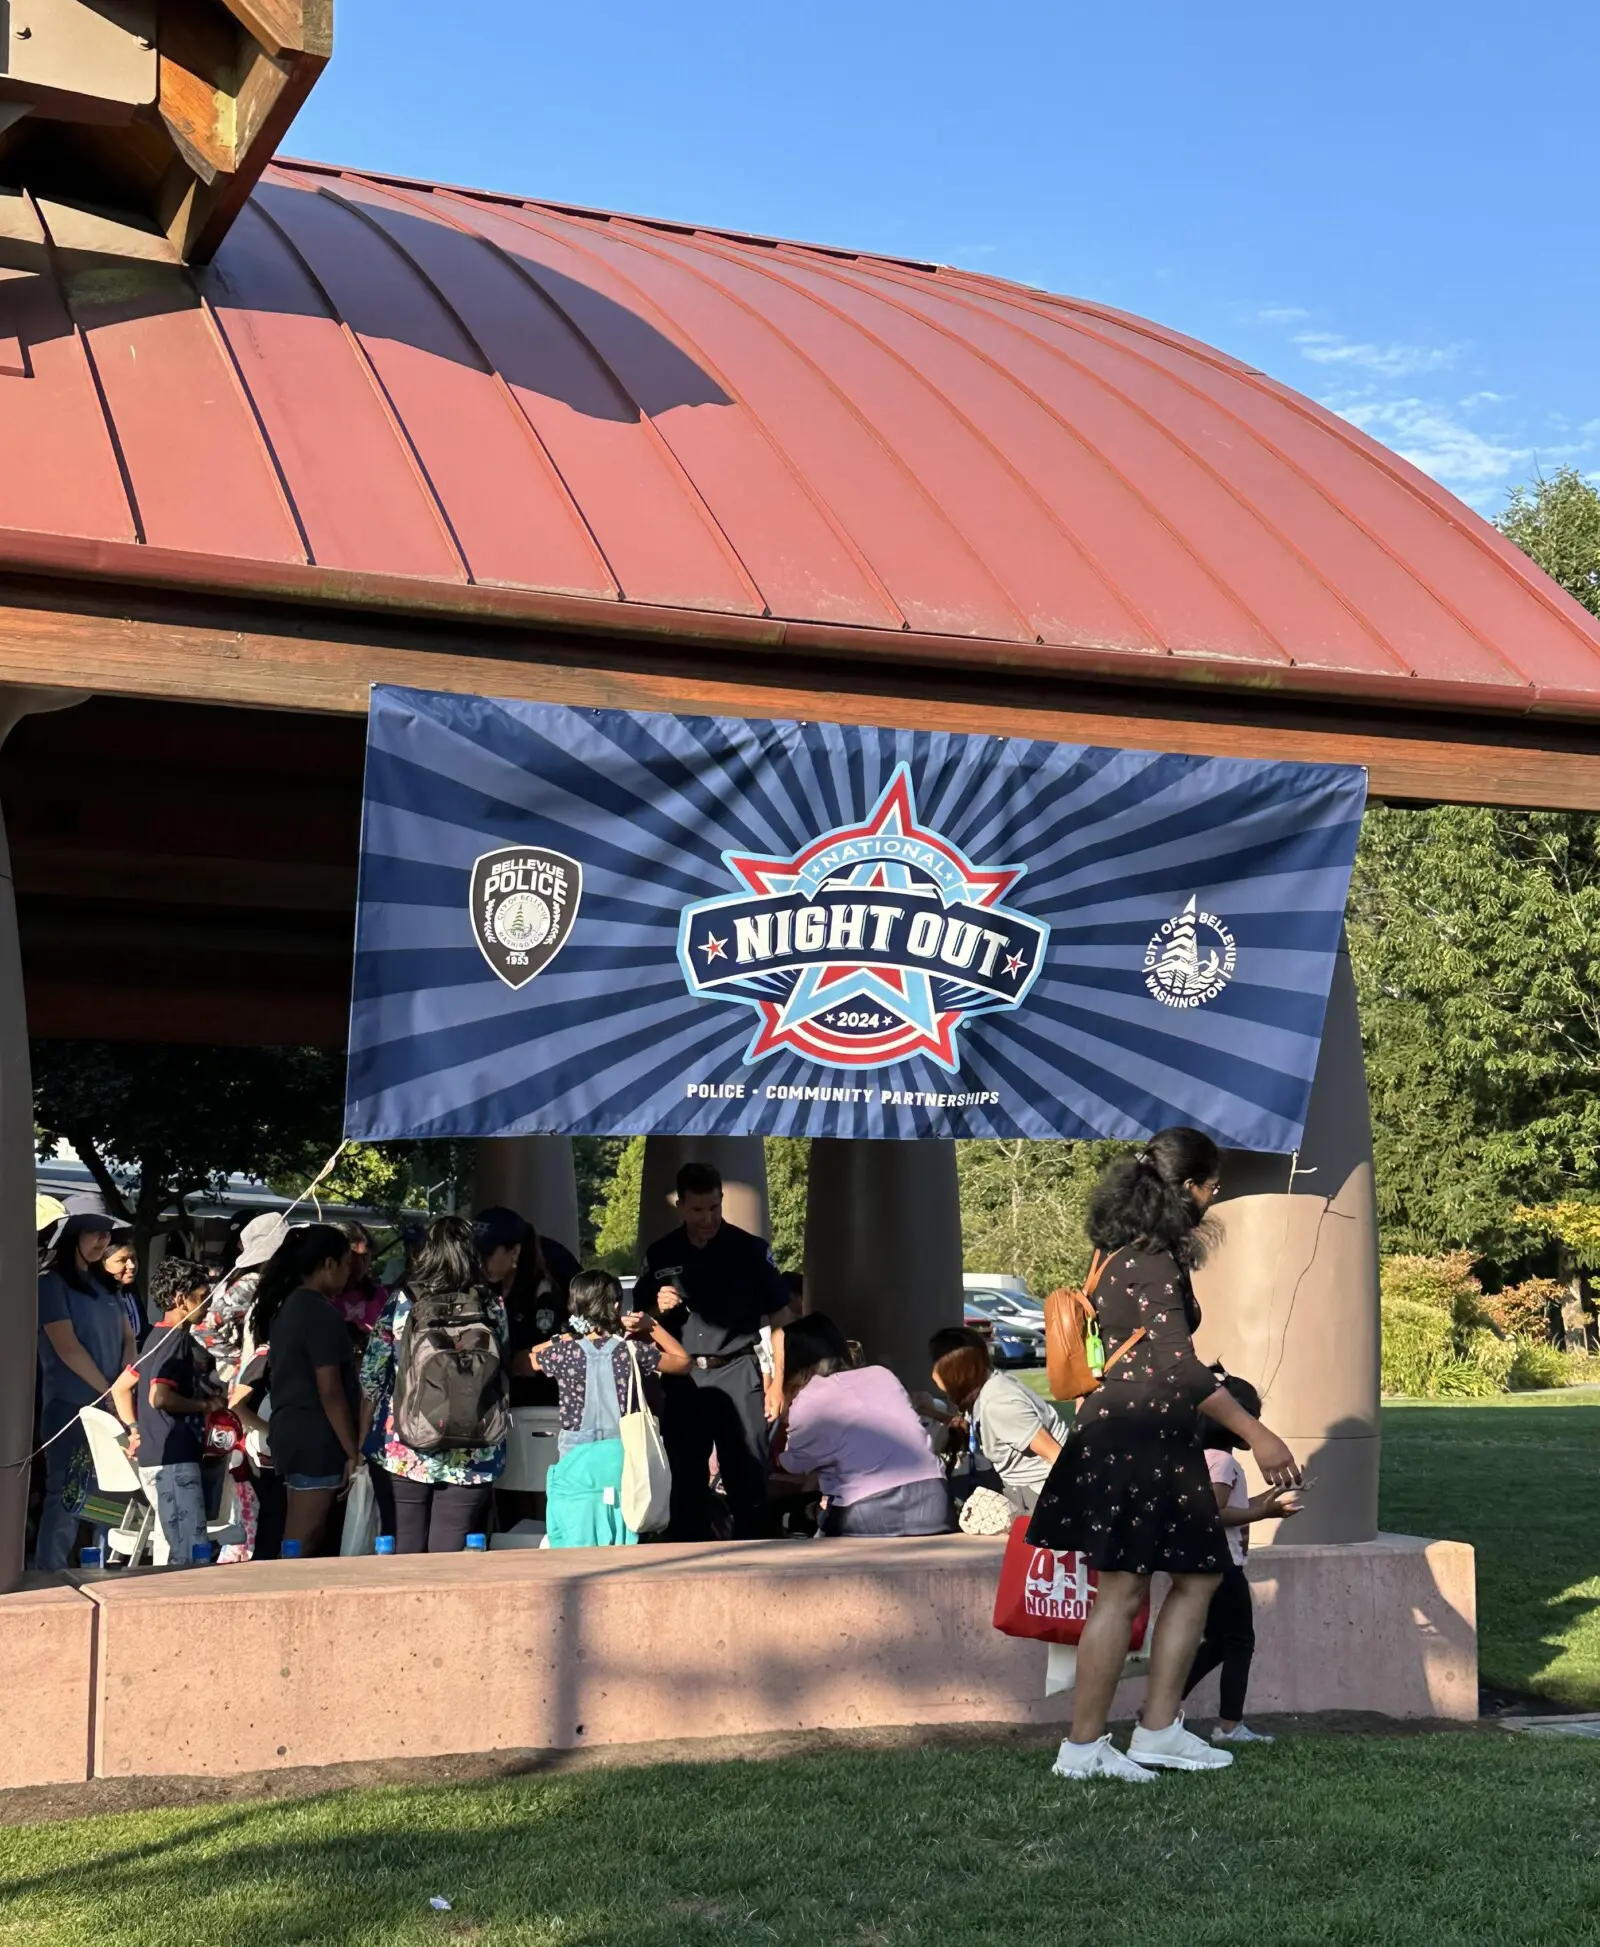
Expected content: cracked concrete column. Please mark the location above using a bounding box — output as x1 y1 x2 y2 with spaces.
1192 941 1380 1544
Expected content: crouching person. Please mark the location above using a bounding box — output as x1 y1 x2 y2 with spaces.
112 1258 224 1566
529 1271 688 1546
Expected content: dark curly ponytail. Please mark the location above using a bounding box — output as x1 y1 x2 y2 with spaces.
1086 1126 1221 1267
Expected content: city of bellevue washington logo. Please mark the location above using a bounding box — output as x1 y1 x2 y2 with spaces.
677 765 1049 1072
1143 896 1237 1008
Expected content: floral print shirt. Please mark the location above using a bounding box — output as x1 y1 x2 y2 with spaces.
359 1286 510 1485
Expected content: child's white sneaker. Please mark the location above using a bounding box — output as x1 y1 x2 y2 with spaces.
1128 1713 1233 1771
1212 1723 1274 1745
1050 1734 1158 1783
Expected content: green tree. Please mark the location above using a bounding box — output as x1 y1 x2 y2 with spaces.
33 1042 349 1263
956 1139 1117 1293
1349 469 1600 1258
591 1136 646 1271
1498 467 1600 618
764 1138 809 1270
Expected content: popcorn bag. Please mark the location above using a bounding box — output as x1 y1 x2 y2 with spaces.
991 1516 1149 1648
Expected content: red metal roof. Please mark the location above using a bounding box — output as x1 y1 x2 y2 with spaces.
5 158 1600 718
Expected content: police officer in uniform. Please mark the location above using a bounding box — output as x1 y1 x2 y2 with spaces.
633 1160 788 1540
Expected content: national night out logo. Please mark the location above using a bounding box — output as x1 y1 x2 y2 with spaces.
677 766 1049 1072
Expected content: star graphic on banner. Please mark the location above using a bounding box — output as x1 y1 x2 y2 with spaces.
716 769 1021 1067
700 934 728 963
1004 952 1027 979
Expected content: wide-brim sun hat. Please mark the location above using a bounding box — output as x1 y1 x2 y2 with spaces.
56 1193 120 1239
35 1194 65 1233
233 1211 291 1271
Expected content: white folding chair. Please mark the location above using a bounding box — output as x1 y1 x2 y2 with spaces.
77 1407 154 1566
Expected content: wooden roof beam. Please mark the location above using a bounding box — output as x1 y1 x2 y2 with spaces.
0 0 331 264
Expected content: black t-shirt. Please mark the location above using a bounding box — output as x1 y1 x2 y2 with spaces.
135 1320 214 1467
266 1287 359 1478
505 1235 581 1409
634 1220 787 1357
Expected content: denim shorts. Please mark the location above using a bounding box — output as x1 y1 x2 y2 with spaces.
283 1470 344 1492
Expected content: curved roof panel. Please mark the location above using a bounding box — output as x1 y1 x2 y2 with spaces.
3 159 1599 718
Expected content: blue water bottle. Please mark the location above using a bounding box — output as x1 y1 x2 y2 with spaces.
79 1547 103 1569
374 1535 396 1555
465 1533 488 1553
281 1538 302 1559
190 1541 213 1567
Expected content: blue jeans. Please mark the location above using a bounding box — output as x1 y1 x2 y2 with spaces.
34 1398 91 1572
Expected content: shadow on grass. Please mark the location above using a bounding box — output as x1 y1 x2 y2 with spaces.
1380 1397 1600 1707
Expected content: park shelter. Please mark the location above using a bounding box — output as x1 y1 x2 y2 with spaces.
0 0 1590 1781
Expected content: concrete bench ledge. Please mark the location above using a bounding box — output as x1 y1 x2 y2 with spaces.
2 1532 1475 1785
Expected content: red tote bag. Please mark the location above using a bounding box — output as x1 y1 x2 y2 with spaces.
992 1517 1150 1648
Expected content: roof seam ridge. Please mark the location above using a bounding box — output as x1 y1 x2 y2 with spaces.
321 178 624 602
894 265 1420 679
478 195 908 631
28 190 146 548
595 211 1038 640
249 188 475 587
418 183 770 615
195 265 316 567
680 227 1156 651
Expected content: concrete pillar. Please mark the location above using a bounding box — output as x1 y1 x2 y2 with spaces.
639 1136 769 1248
0 689 81 1592
471 1136 581 1257
803 1139 963 1389
1191 942 1380 1544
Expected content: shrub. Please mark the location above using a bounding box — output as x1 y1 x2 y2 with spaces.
1484 1277 1564 1342
1380 1252 1487 1329
1381 1295 1456 1396
1509 1340 1569 1391
1380 1254 1517 1397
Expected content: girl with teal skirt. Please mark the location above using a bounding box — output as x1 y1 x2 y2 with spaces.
531 1270 689 1546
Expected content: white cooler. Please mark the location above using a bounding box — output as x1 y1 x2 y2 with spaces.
499 1405 561 1494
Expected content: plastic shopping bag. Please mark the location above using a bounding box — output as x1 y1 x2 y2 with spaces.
339 1464 380 1556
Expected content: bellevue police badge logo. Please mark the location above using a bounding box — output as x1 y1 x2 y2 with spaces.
471 846 582 989
677 766 1049 1072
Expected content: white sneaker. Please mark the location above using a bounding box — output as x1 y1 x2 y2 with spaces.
1212 1723 1274 1745
1050 1734 1158 1783
1128 1713 1233 1771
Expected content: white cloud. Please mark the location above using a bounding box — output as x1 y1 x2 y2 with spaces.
1339 395 1557 486
1257 304 1310 323
1459 391 1510 408
1294 332 1462 378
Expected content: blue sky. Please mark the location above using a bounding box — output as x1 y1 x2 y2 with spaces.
293 1 1598 515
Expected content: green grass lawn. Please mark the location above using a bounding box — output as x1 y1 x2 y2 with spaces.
3 1736 1599 1946
5 1389 1597 1943
1379 1392 1600 1708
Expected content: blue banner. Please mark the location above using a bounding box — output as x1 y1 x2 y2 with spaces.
346 687 1367 1150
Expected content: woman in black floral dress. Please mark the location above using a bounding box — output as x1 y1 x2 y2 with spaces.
1029 1128 1302 1783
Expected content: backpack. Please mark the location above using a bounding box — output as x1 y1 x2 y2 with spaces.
391 1287 510 1453
1044 1252 1146 1401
